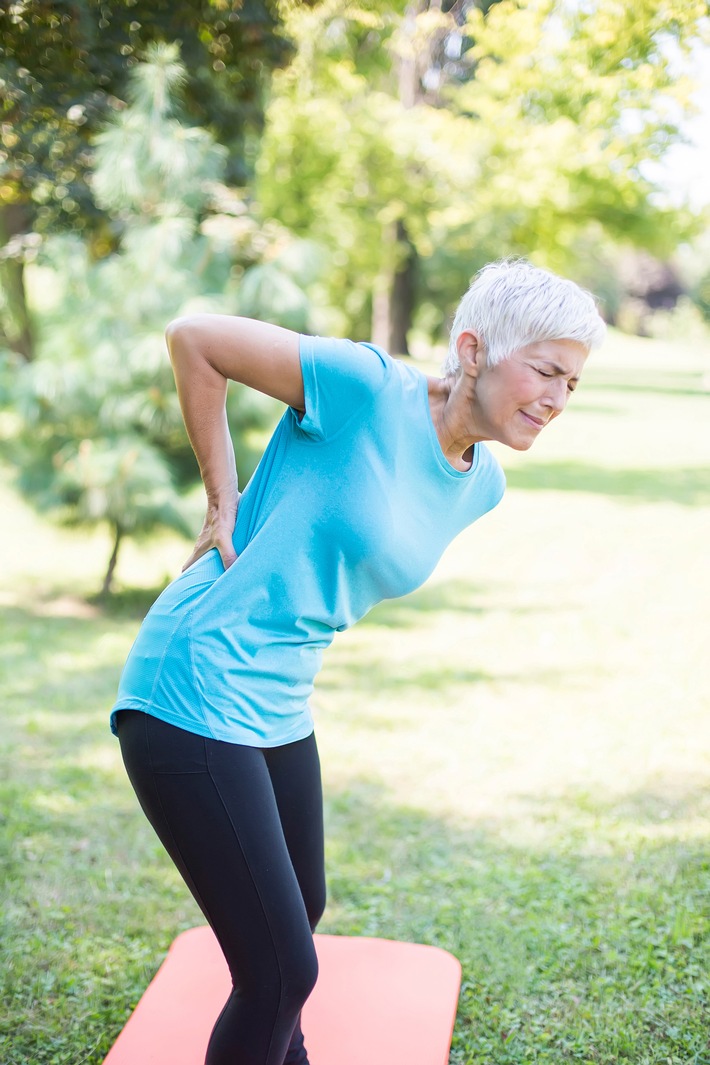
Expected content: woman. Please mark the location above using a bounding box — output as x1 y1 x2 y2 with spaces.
112 259 605 1065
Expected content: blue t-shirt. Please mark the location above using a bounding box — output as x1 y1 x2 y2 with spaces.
110 336 506 746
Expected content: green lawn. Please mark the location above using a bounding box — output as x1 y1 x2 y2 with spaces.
1 330 709 1064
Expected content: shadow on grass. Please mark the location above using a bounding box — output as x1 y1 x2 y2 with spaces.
0 587 163 672
505 461 710 506
2 730 709 1065
1 603 103 652
0 602 134 754
88 581 168 619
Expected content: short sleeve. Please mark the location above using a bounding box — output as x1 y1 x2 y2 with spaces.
295 335 392 440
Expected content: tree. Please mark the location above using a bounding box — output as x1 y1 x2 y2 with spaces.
256 0 706 348
10 43 295 594
257 1 479 351
449 0 704 259
0 0 293 362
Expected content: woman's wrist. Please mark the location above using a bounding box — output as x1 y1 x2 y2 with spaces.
206 494 238 511
205 478 239 512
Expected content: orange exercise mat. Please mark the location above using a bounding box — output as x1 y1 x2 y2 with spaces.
103 926 461 1065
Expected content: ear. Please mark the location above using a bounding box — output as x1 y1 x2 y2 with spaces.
456 329 484 379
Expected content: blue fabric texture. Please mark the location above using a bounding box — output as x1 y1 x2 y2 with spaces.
110 335 506 746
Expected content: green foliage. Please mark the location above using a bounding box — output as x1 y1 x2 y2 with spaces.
8 45 289 592
452 0 704 264
11 222 199 579
257 2 479 337
255 0 707 341
0 0 290 228
236 242 325 332
0 1 294 361
37 435 189 538
91 44 226 220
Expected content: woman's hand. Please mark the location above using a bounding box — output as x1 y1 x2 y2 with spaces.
182 491 241 573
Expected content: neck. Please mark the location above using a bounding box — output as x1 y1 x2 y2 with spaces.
427 373 485 471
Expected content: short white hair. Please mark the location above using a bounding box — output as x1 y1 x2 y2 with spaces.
444 259 606 374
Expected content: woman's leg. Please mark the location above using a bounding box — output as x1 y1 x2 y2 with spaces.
265 737 326 1065
116 710 320 1065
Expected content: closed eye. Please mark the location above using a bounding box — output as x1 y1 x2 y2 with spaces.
537 367 577 393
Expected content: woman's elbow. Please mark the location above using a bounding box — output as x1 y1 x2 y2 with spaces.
165 316 191 341
165 317 199 362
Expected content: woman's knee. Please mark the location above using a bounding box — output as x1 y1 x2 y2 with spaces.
282 937 319 1009
235 931 318 1011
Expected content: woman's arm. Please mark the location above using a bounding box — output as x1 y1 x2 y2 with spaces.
165 315 303 571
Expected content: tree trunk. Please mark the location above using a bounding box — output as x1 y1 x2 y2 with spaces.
371 1 441 356
101 523 123 597
390 219 417 356
0 203 35 362
374 1 447 357
371 220 417 357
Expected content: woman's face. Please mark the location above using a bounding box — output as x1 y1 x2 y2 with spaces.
473 338 588 451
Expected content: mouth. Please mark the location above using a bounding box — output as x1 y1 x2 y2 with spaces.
520 411 546 429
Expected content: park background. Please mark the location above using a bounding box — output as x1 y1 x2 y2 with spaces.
1 2 709 1062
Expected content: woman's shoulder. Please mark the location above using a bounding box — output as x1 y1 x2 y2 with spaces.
474 442 507 502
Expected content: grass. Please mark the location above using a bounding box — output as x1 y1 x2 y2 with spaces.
1 327 709 1063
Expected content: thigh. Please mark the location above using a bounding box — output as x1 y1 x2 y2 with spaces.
265 733 326 930
117 711 315 987
116 709 214 917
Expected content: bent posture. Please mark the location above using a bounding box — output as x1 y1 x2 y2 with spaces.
112 260 606 1065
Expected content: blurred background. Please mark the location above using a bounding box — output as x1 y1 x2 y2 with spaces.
1 3 709 1064
1 0 709 590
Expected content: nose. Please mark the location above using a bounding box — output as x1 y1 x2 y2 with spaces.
543 377 569 415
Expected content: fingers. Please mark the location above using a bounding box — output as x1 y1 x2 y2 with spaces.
181 496 240 574
180 532 217 572
216 536 238 571
212 514 238 570
181 530 238 573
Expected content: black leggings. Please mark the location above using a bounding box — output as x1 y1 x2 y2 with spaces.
116 709 326 1065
